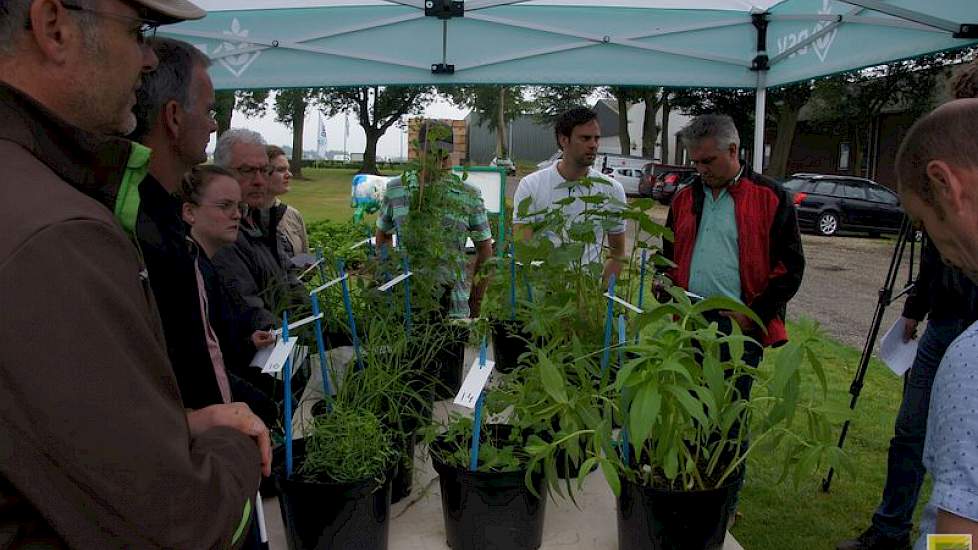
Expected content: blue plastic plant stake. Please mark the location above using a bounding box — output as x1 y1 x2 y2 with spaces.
310 293 333 404
315 247 327 285
338 260 364 371
600 274 617 376
637 249 648 311
282 312 293 478
621 423 631 466
509 242 517 321
469 338 489 472
402 254 412 332
618 314 626 371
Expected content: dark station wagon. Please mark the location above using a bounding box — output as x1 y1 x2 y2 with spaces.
782 174 904 237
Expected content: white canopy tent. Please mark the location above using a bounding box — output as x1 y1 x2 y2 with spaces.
163 0 978 167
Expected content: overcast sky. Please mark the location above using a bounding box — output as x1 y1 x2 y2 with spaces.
210 95 470 159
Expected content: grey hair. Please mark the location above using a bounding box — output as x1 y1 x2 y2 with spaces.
214 128 267 168
0 0 98 56
130 37 211 141
678 114 740 151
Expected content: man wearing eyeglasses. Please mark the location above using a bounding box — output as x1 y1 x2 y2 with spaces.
212 128 308 330
0 1 270 548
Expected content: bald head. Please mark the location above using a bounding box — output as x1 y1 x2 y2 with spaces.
896 98 978 206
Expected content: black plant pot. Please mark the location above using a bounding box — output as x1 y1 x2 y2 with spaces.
429 427 547 550
428 326 469 401
276 440 392 550
616 469 743 550
324 327 354 349
390 432 418 505
491 319 531 374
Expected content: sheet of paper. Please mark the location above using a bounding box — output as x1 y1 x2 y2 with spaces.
263 338 299 374
880 318 919 376
454 359 495 409
250 345 274 370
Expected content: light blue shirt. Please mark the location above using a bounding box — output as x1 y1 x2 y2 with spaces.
914 320 978 550
688 186 741 302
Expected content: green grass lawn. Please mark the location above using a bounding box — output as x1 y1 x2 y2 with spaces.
733 323 928 549
286 167 398 223
285 170 925 549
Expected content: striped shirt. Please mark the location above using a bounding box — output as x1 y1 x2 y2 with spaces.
377 171 492 318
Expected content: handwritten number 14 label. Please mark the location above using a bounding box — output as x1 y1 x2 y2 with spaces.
453 359 495 409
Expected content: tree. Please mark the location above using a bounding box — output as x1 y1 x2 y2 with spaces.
639 88 665 159
213 89 269 137
809 53 957 178
766 82 813 178
319 86 436 174
274 89 322 178
443 85 527 159
527 85 594 125
660 91 672 163
670 88 757 154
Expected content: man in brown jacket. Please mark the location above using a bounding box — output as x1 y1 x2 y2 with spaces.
0 0 270 548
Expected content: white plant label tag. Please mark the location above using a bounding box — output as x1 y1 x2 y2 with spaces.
603 293 644 314
262 338 299 374
272 313 323 336
454 359 495 409
378 271 412 292
310 274 348 296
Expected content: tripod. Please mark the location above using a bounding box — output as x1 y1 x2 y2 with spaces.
821 216 919 493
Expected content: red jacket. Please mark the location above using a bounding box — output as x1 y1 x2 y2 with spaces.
664 169 805 347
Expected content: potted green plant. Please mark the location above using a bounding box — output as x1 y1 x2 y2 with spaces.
583 290 846 550
424 404 549 550
276 405 397 550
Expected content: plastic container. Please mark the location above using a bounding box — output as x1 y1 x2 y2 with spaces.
616 470 743 550
276 440 392 550
491 319 531 374
429 427 547 550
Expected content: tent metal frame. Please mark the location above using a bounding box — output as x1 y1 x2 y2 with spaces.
165 0 978 168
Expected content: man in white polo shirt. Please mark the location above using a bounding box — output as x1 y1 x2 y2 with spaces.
513 106 627 281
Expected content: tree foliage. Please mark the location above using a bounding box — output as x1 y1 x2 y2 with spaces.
319 86 436 174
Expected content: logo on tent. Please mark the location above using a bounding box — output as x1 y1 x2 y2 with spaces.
210 18 262 78
775 0 838 63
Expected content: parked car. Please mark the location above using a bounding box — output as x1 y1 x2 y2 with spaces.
643 164 697 204
490 156 517 176
782 174 904 237
602 166 642 196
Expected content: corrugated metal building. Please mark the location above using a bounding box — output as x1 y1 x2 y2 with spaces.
465 112 558 164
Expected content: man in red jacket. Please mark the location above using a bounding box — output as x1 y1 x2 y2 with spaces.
664 113 805 363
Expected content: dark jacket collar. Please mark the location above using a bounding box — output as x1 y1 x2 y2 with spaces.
0 82 134 213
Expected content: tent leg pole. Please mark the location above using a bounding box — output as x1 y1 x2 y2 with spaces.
753 72 767 171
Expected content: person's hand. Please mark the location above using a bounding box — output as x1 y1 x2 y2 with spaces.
902 318 920 343
251 330 275 349
186 403 272 477
720 311 756 333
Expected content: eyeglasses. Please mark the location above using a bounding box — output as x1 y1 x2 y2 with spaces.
208 109 218 120
233 164 273 179
193 200 249 216
60 1 161 45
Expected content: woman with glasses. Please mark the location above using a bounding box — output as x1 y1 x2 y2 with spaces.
180 165 279 427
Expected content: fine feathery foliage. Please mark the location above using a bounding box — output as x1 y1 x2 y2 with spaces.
299 405 397 484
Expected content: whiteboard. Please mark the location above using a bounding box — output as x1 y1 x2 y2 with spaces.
453 168 504 215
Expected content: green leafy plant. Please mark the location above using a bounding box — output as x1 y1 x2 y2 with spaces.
588 289 849 494
299 405 396 484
